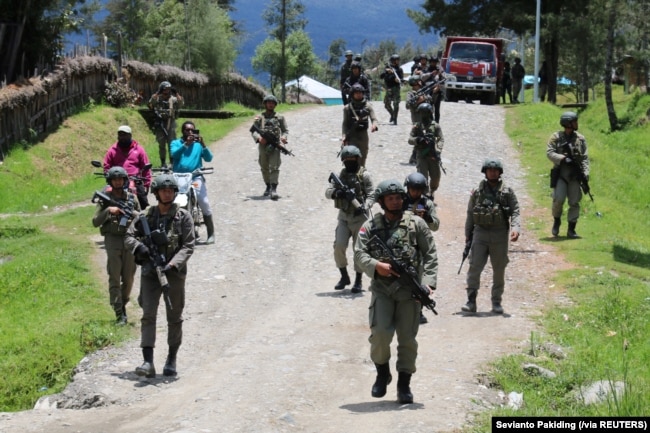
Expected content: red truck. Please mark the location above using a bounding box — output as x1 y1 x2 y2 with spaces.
441 37 506 105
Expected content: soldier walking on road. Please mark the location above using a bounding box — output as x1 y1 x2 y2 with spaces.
251 95 289 200
148 81 183 168
339 50 354 105
380 54 403 125
342 84 378 168
407 103 445 198
354 179 438 405
325 146 374 293
92 166 141 325
462 159 520 314
125 174 195 378
546 111 590 239
403 172 440 325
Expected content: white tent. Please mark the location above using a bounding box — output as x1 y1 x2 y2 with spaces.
401 61 415 78
285 75 343 105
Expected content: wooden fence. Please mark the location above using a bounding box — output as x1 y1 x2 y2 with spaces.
0 56 266 161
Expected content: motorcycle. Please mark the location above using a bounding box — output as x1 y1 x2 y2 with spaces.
91 160 152 209
152 166 214 242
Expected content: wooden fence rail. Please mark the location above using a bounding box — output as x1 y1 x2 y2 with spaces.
0 56 266 161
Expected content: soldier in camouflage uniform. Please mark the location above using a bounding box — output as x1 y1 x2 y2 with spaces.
546 111 590 239
92 166 141 325
380 54 404 125
462 159 520 314
148 81 183 168
407 103 445 198
251 95 289 200
325 146 374 293
342 84 378 168
354 179 437 405
125 174 195 379
339 50 354 105
343 62 371 101
403 172 440 325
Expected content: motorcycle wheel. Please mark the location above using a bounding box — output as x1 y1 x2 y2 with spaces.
190 189 203 242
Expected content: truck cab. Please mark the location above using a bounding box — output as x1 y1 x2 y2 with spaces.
441 37 505 105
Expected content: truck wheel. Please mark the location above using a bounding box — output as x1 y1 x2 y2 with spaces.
481 93 496 105
446 90 458 103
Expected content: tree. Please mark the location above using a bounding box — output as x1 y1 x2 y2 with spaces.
91 0 150 60
324 38 346 87
261 0 307 102
0 0 90 83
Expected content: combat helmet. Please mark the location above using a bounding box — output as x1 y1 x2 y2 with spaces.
560 111 578 127
417 102 434 126
481 158 504 174
408 75 422 86
151 174 179 193
375 179 406 200
263 94 279 105
106 166 129 188
390 54 400 61
350 61 362 70
344 50 353 56
404 172 427 190
159 81 172 91
350 83 365 94
340 145 362 160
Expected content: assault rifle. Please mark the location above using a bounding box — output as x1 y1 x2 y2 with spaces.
153 110 169 137
92 190 135 230
562 147 594 202
419 131 447 175
414 76 447 98
385 63 401 85
367 235 438 315
138 214 173 311
328 172 368 217
250 123 295 156
457 231 473 274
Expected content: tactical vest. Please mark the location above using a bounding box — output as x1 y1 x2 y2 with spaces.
334 167 368 213
99 192 137 236
260 114 283 139
368 212 420 270
145 204 183 262
471 180 512 228
348 103 370 130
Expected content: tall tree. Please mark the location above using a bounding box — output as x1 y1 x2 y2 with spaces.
91 0 150 60
0 0 89 83
261 0 307 102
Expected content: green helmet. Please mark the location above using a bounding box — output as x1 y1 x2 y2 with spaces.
560 111 578 127
408 75 421 86
263 94 278 105
344 50 353 56
150 174 178 193
340 145 362 160
106 166 129 184
481 158 504 174
375 179 406 199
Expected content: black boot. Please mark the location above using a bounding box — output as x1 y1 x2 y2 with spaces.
163 344 179 377
419 308 428 324
350 272 362 293
334 267 351 290
461 289 477 313
263 183 271 196
552 217 561 237
409 148 417 165
371 363 392 398
396 372 413 404
392 108 398 124
135 347 156 378
270 183 279 200
204 215 215 245
567 222 580 239
115 306 127 325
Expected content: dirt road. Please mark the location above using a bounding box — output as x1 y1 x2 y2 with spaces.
0 101 564 432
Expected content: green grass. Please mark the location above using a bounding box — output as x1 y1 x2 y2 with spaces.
468 87 650 428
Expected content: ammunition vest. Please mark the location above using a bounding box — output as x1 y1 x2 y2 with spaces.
260 114 284 140
368 212 420 270
145 204 183 262
348 102 370 130
471 180 512 228
334 167 368 213
100 192 137 236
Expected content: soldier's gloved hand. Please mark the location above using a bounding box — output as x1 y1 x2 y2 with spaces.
134 243 150 261
564 156 572 164
334 189 346 199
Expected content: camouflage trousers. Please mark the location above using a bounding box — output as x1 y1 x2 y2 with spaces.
368 286 420 374
258 144 282 184
346 131 369 168
105 241 136 314
138 269 186 348
155 118 177 165
383 87 401 118
333 211 366 272
552 177 583 223
416 153 442 194
466 226 510 303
